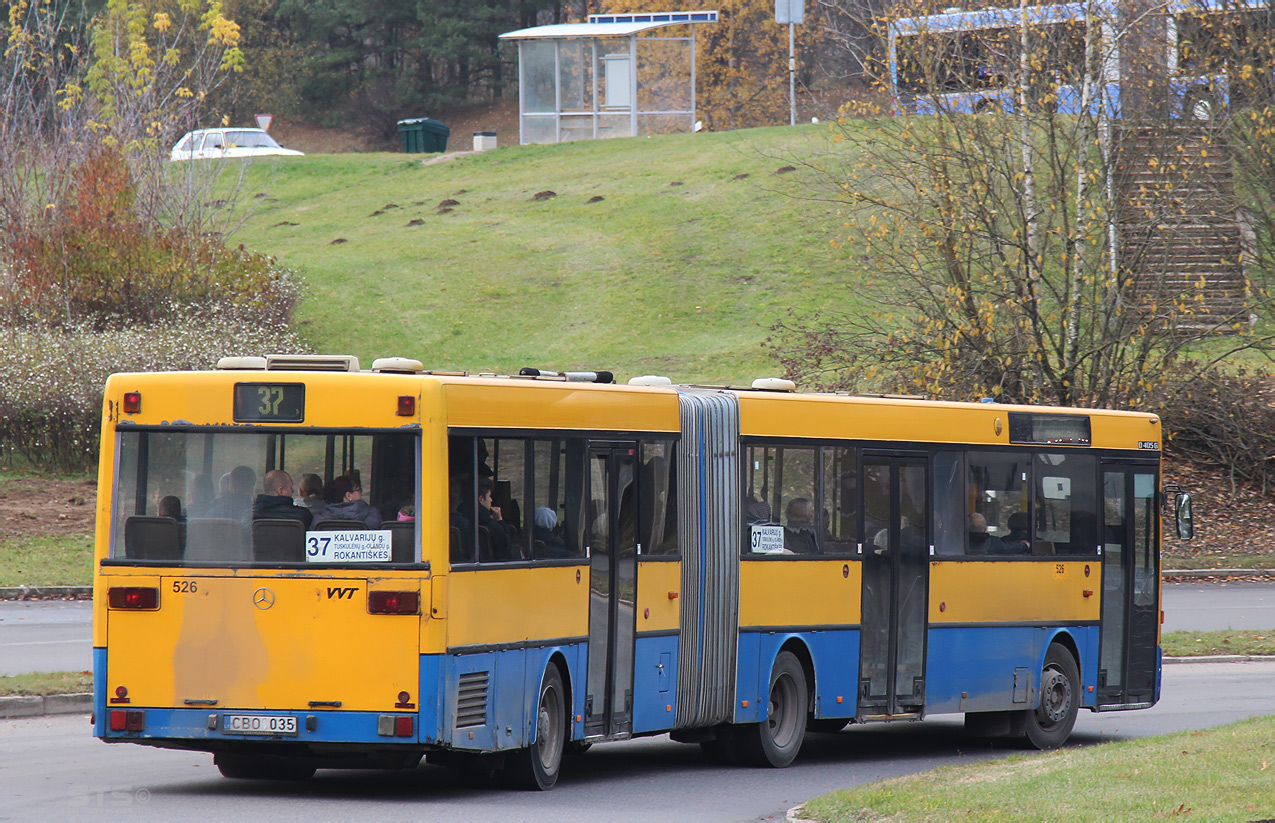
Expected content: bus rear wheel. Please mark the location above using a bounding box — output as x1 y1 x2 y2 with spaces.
1023 645 1080 750
214 753 316 781
503 665 566 790
737 651 807 767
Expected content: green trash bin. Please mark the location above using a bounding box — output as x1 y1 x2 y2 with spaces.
397 118 450 153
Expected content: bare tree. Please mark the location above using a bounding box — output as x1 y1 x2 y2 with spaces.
772 0 1275 416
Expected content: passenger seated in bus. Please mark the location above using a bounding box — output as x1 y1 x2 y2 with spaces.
253 470 313 528
296 473 325 520
533 506 569 558
397 504 415 521
449 486 474 561
477 477 519 559
999 511 1032 554
318 474 382 528
783 497 819 554
158 495 184 521
967 512 1004 554
746 496 773 525
206 465 257 522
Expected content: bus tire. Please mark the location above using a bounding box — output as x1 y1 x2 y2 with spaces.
503 665 566 790
737 651 807 767
1023 645 1080 750
213 753 316 781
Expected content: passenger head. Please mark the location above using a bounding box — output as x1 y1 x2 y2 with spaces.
321 475 359 505
158 495 182 519
968 512 988 533
229 465 257 497
299 473 323 499
535 506 557 530
263 469 294 497
1007 511 1030 534
477 477 495 508
785 497 814 526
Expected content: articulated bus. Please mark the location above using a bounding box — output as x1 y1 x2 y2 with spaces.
93 355 1192 788
888 0 1272 119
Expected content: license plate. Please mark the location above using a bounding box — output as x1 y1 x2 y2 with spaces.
223 714 299 736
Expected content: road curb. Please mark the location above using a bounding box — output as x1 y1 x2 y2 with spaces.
0 692 92 718
0 585 92 600
1163 569 1275 580
1164 654 1275 664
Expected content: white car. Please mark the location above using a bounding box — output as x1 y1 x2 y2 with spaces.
170 128 304 161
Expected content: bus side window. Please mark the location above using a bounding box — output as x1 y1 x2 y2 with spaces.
932 451 965 556
1036 452 1097 555
820 445 857 554
638 440 678 556
967 450 1030 555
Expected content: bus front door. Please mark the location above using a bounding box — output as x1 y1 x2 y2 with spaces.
1098 463 1159 709
858 454 929 720
583 444 639 738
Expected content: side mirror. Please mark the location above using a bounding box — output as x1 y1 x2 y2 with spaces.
1174 492 1193 540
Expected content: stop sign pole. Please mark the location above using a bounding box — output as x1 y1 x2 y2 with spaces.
775 0 803 126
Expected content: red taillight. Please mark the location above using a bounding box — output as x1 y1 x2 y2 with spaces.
123 392 141 414
395 715 414 737
396 395 415 416
110 710 144 731
108 587 159 610
368 590 419 615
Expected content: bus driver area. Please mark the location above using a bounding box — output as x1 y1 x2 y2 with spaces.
92 354 1190 788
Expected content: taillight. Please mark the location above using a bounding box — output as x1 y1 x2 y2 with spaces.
377 714 415 737
107 587 159 610
368 590 419 615
109 710 145 731
396 395 416 416
123 392 141 414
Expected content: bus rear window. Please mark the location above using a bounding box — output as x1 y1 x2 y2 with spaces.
110 429 419 565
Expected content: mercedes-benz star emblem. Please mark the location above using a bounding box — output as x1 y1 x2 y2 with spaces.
252 587 275 610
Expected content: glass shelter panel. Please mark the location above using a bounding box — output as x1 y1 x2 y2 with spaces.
521 40 558 113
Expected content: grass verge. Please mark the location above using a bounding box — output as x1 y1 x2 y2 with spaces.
0 535 94 587
800 715 1275 822
0 671 93 696
1163 629 1275 657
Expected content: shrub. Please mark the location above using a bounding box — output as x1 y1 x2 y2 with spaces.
0 302 309 472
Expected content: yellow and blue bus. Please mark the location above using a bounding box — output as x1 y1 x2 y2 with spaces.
92 355 1191 788
888 0 1271 119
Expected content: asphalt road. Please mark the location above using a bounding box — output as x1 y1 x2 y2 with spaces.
2 660 1273 822
2 581 1273 676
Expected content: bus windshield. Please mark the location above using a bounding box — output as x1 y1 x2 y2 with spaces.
110 429 418 564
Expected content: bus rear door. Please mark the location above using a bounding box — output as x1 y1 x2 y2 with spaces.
858 453 929 720
583 443 639 738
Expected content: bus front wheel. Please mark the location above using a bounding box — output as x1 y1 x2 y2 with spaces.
503 665 566 790
1023 645 1080 750
737 651 808 767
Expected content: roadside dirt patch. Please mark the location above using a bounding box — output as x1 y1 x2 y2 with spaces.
0 475 97 540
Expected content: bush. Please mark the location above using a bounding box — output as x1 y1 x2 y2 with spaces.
0 303 309 472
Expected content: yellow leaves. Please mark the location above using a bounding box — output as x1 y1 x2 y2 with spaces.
152 12 171 34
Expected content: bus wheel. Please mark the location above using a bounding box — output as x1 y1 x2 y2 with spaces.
1024 645 1080 750
738 651 807 767
213 753 316 781
504 666 566 790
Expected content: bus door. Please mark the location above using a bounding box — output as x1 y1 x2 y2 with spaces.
858 453 929 719
583 443 639 738
1098 463 1159 709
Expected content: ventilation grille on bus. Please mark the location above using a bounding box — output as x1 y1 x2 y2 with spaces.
456 671 490 728
264 354 360 372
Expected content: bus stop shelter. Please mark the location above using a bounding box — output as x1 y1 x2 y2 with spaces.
499 11 718 145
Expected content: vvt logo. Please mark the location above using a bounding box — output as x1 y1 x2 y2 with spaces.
327 586 358 600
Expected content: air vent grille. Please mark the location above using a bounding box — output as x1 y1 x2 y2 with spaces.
265 354 360 372
456 671 490 728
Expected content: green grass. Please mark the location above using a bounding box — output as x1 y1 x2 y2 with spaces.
0 671 93 696
0 535 93 587
222 124 869 384
1163 629 1275 657
801 716 1275 822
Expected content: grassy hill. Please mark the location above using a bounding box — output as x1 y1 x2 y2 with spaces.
228 124 867 384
